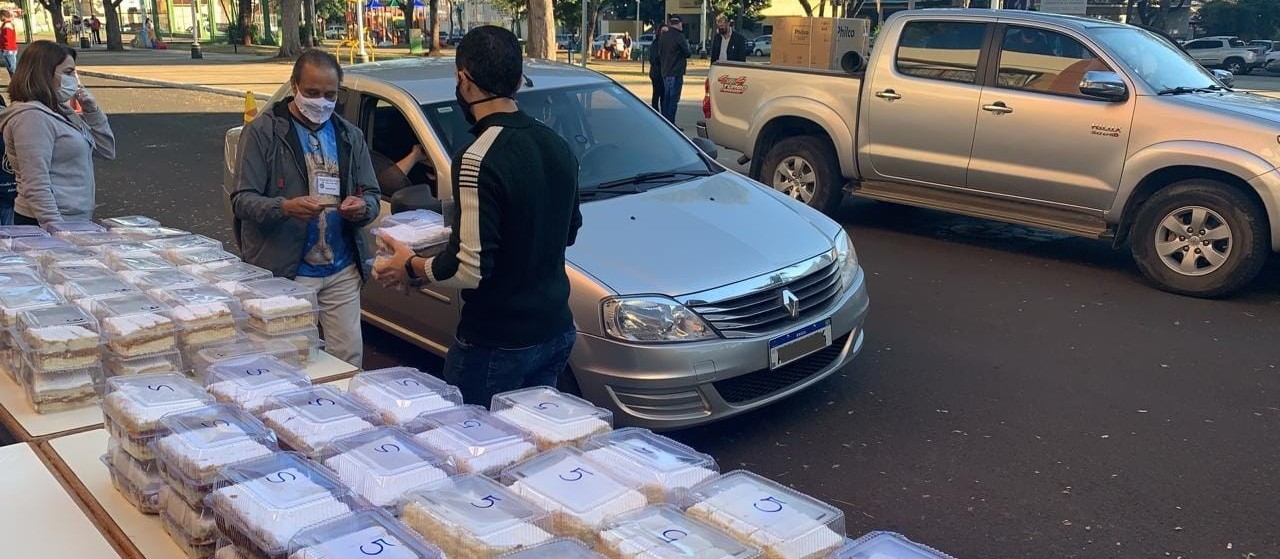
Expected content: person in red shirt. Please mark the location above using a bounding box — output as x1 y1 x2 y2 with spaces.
0 10 17 77
89 16 102 45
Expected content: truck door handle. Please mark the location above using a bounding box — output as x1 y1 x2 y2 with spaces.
982 102 1013 115
874 89 902 101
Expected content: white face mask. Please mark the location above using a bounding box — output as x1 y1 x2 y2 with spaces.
57 73 78 103
294 91 336 124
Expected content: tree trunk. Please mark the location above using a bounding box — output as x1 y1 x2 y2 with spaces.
38 0 69 43
585 0 602 58
527 0 554 58
263 0 276 44
818 0 827 17
239 0 255 44
278 0 302 56
105 0 125 50
302 0 314 46
797 0 814 16
428 0 441 55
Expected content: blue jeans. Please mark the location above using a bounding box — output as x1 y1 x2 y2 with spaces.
443 328 577 406
0 203 13 226
661 76 684 123
2 51 14 77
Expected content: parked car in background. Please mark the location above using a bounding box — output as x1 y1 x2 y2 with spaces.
706 9 1280 297
1248 39 1276 55
1183 36 1259 74
592 32 626 51
324 24 346 40
1268 49 1280 73
224 58 870 429
556 34 573 50
751 34 772 56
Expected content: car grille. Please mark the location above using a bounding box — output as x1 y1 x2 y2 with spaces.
609 386 710 420
685 257 842 338
712 331 851 405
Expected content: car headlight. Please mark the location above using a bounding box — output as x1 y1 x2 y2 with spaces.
602 296 718 343
835 229 859 290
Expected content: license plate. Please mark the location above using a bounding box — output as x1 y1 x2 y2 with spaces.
769 320 832 369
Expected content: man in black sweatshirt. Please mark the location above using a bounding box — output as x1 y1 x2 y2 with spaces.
654 15 691 123
374 25 583 405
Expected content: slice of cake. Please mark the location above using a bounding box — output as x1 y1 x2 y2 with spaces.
24 325 101 371
160 484 218 545
318 428 453 509
101 313 176 357
399 475 553 559
173 302 238 347
243 296 315 334
23 366 99 413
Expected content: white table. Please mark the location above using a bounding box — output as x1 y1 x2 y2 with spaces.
0 351 358 442
0 442 122 558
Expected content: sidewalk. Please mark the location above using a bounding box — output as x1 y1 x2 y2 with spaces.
75 46 712 104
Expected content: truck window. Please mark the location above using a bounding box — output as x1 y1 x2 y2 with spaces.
1183 40 1213 50
895 21 987 84
996 26 1113 97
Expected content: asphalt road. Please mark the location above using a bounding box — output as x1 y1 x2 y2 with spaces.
61 76 1280 558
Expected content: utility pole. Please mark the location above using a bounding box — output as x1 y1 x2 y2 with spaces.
579 0 587 67
190 0 203 57
357 0 369 61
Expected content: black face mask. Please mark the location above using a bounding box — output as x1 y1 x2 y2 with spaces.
455 83 502 126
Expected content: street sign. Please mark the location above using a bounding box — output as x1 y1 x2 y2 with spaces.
1039 0 1087 15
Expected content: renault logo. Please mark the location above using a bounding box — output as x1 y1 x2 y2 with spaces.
781 289 800 319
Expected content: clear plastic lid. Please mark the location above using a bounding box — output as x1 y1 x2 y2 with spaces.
153 404 279 489
491 387 614 450
399 474 552 552
836 532 956 559
375 211 451 251
0 283 65 326
0 269 48 287
90 292 173 319
154 284 246 319
407 405 538 477
209 452 368 557
205 354 311 413
497 539 606 559
0 251 37 271
122 269 204 291
0 225 49 241
241 278 320 309
109 251 178 272
500 447 648 536
260 386 381 458
95 240 162 256
581 428 719 504
11 235 74 252
191 339 304 376
45 220 107 236
101 215 162 229
43 261 115 284
318 427 455 509
102 373 214 436
16 304 102 362
682 471 845 559
104 439 164 513
347 368 462 426
165 248 240 267
598 505 761 559
245 327 323 362
60 231 131 247
34 246 103 268
60 276 138 301
20 360 102 411
196 262 273 284
151 234 225 251
18 302 99 332
288 509 444 559
112 226 191 240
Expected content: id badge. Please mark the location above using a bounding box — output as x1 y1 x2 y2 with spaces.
315 175 341 197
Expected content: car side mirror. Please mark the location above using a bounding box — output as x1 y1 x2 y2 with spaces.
1211 68 1235 88
692 136 719 160
1079 71 1129 101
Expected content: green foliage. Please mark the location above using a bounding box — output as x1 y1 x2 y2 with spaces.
1200 0 1280 40
316 0 347 21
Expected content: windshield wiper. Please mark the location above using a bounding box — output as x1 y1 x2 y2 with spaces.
590 170 716 192
1158 85 1221 95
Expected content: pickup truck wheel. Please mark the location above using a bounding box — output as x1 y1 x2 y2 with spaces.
1224 58 1246 75
1130 180 1268 298
763 135 844 214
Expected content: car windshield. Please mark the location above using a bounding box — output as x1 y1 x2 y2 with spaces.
422 83 714 197
1093 27 1218 92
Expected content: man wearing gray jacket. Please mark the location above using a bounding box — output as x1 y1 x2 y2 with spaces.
229 50 381 367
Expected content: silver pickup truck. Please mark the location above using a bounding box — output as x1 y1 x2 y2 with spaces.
705 9 1280 297
226 59 870 429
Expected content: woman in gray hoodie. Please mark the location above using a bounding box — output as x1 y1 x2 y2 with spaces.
0 40 115 225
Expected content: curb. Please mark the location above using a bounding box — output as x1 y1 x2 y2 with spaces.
76 69 273 101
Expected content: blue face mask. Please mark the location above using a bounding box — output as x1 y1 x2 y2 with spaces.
58 74 78 103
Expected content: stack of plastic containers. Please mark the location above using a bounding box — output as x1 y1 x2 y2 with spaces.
90 293 184 378
596 505 761 559
203 354 311 413
190 339 309 376
407 405 539 476
193 262 273 297
580 428 719 504
500 447 649 543
399 474 555 558
375 210 451 257
165 248 241 276
317 427 455 509
0 281 67 383
100 373 213 514
499 539 608 559
257 386 380 458
151 284 246 363
151 404 279 558
208 452 371 559
346 367 463 425
14 305 105 412
288 509 444 559
490 387 614 451
237 278 321 364
682 471 847 559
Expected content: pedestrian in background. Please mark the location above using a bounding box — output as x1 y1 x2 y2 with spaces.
0 11 18 77
710 14 747 64
0 41 115 225
90 16 103 45
654 15 691 124
229 49 381 368
648 24 667 111
623 32 633 60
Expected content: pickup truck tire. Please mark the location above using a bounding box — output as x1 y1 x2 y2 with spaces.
1130 180 1268 298
1224 57 1247 75
761 135 844 215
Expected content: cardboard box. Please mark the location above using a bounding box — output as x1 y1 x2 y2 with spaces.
769 17 871 72
770 16 816 67
829 18 871 72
